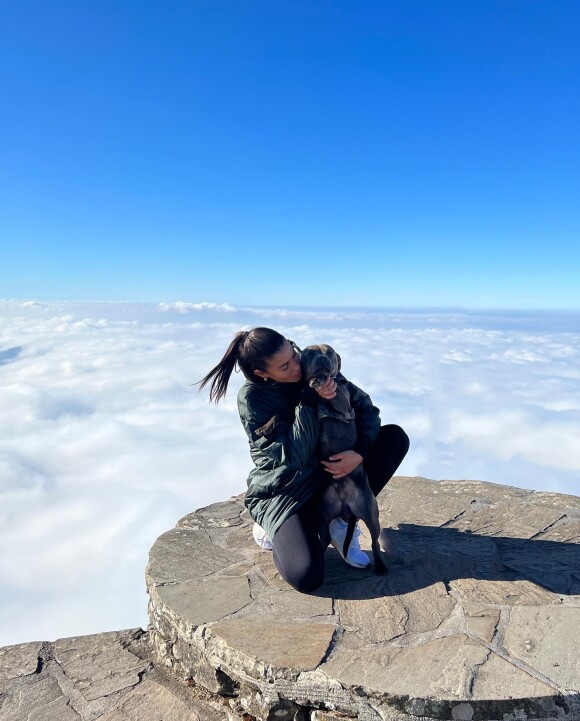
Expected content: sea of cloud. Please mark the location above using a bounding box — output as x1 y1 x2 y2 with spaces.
1 299 580 645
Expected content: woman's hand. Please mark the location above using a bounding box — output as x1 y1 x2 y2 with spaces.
322 450 363 479
315 376 337 399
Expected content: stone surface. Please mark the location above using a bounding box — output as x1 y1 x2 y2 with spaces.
146 526 245 585
4 478 579 721
0 675 80 721
323 634 489 699
0 642 42 683
462 602 501 643
146 479 580 720
97 679 202 721
155 575 252 626
449 578 562 606
210 616 336 672
0 629 228 721
338 595 408 646
269 589 333 618
54 630 149 701
504 606 580 691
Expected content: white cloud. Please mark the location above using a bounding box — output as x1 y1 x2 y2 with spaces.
446 408 580 471
1 300 580 645
159 301 237 313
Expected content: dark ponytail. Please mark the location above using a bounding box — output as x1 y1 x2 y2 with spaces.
197 327 286 403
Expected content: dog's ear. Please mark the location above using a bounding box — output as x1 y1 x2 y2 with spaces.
319 344 341 374
336 352 342 372
299 347 315 372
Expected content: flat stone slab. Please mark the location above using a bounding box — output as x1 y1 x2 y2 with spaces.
0 642 42 685
54 631 149 701
146 477 580 720
97 679 203 721
210 616 336 672
0 629 226 721
0 675 81 721
155 575 252 627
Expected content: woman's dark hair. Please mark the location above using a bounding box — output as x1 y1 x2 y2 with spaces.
197 327 286 403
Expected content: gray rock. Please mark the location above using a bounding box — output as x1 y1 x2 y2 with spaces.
337 595 408 646
462 602 501 643
154 575 252 627
0 641 42 683
504 606 580 691
146 476 580 720
178 495 246 529
0 675 80 721
270 590 334 619
209 616 336 673
0 631 229 721
54 630 149 701
146 527 245 585
4 477 579 721
97 679 202 720
449 578 563 606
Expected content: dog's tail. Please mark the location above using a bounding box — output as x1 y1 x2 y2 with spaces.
343 516 357 558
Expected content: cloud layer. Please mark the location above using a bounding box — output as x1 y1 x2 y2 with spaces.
1 300 579 645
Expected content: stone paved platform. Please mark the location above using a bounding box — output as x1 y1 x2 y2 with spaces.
146 476 580 721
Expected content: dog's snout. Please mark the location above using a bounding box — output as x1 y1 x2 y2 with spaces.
301 345 340 388
309 372 335 389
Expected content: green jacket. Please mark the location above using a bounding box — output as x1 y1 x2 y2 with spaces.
238 375 381 541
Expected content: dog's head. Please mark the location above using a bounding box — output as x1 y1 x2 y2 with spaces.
300 344 341 389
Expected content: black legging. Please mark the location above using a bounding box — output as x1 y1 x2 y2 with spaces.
271 424 410 593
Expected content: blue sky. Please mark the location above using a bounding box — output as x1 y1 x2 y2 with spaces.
2 1 579 308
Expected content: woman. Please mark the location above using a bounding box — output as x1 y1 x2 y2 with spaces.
199 327 409 593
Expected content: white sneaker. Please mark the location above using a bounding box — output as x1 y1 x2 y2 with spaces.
329 518 369 569
252 522 273 551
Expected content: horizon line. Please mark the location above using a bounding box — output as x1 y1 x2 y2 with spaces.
2 298 580 314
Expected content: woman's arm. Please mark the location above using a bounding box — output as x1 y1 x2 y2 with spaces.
238 388 320 474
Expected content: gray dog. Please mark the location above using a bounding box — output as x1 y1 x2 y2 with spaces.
256 344 388 575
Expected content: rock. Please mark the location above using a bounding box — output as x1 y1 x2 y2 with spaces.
3 478 580 721
462 602 501 643
146 526 245 585
146 479 580 720
0 630 227 721
97 679 201 720
0 641 42 685
504 606 580 691
154 575 252 627
54 630 149 701
209 616 336 674
337 594 408 647
178 496 245 529
322 634 490 701
449 578 562 606
0 675 81 721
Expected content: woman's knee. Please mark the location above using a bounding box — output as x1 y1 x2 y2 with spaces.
276 557 324 593
289 567 324 593
381 423 410 454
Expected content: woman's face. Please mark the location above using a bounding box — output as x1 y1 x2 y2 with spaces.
254 340 302 383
